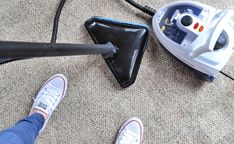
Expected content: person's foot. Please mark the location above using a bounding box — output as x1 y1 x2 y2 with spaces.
29 74 68 133
115 117 143 144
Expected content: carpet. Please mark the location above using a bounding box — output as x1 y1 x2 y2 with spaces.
0 0 233 143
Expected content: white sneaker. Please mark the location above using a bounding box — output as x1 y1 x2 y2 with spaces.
30 74 68 133
115 117 144 144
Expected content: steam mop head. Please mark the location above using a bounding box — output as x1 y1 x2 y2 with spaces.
85 17 149 88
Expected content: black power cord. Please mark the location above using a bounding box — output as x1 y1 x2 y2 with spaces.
50 0 67 44
125 0 156 16
220 71 234 81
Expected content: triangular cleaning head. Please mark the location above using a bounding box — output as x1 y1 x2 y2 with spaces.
85 17 149 88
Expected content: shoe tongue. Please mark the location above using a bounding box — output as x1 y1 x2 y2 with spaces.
38 102 48 110
34 102 49 115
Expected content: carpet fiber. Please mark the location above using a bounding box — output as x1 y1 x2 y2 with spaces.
0 0 233 143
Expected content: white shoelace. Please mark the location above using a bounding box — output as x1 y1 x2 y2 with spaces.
119 129 140 144
34 85 60 114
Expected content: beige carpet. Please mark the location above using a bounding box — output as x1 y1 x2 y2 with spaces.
0 0 234 143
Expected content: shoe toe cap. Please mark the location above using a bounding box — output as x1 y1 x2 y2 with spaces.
49 74 67 89
125 118 143 134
